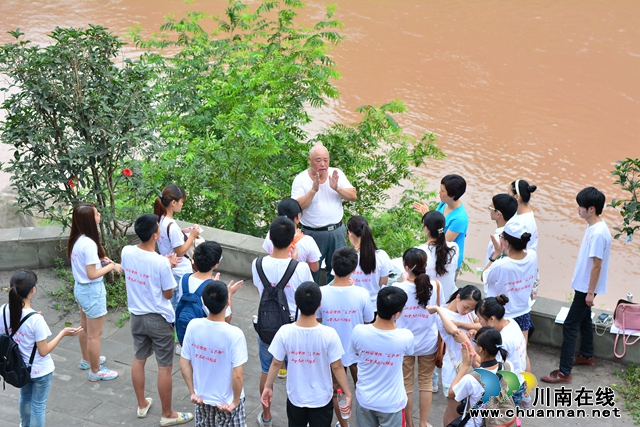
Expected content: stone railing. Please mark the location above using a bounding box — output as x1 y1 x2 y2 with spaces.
0 221 637 364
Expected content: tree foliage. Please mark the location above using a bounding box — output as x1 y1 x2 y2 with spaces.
610 157 640 249
0 26 157 257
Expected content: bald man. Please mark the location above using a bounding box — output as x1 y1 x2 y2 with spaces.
292 144 357 284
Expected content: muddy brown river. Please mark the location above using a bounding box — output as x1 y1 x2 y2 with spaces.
2 0 639 309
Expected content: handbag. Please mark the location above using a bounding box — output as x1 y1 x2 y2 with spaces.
434 280 446 369
613 299 640 358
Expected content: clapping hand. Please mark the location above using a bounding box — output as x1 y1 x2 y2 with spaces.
329 169 339 191
413 202 429 216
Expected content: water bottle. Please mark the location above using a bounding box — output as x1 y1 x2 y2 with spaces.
627 293 634 302
336 389 349 419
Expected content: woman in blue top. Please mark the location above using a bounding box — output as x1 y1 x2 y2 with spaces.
415 174 468 276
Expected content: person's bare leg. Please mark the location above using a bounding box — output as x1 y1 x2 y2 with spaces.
259 372 272 421
444 397 459 427
405 392 415 427
86 316 105 372
132 358 149 410
522 329 532 372
78 310 89 361
419 391 432 427
158 365 178 419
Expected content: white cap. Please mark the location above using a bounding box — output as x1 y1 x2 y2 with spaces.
504 219 528 239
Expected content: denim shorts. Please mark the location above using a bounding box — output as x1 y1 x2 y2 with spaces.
258 336 288 374
74 280 107 319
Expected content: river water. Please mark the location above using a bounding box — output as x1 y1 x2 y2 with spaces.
1 0 639 309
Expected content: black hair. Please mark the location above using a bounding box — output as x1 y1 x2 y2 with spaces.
475 326 509 361
332 246 359 278
67 202 106 259
194 241 223 272
510 180 537 204
475 295 509 321
269 217 295 250
376 286 408 320
576 186 606 216
277 198 303 220
502 231 531 252
421 211 456 277
201 280 228 316
134 214 160 242
295 281 322 316
492 194 518 222
446 284 482 304
153 184 187 218
8 270 37 334
441 174 467 201
347 216 378 275
402 248 432 308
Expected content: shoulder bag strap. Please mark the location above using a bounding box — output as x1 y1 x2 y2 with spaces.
181 273 192 296
276 259 299 291
3 305 39 367
256 258 270 291
194 279 212 298
2 304 8 334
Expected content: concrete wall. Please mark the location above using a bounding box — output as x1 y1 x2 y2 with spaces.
1 222 637 364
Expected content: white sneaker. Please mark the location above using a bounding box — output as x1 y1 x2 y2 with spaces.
256 412 272 427
432 384 439 393
175 343 182 355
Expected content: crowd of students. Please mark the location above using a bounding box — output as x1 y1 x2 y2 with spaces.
1 177 613 427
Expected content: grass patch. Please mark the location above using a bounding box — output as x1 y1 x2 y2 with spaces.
613 363 640 424
51 257 129 326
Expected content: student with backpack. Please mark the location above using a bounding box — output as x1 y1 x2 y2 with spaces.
121 214 193 426
261 281 353 427
349 286 414 427
68 202 121 381
180 280 248 427
1 270 81 427
253 217 314 427
317 246 374 427
175 241 243 346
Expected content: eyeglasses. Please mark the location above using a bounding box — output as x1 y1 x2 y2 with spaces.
499 233 505 239
487 205 498 212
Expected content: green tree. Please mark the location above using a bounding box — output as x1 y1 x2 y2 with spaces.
133 0 443 241
0 26 157 258
610 157 640 249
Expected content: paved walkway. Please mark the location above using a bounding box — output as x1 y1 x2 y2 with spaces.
0 268 633 426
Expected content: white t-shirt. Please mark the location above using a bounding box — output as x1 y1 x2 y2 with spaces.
511 211 539 252
351 250 391 303
453 374 486 427
484 251 537 318
349 324 414 413
394 280 444 356
252 257 313 317
176 275 231 318
498 318 527 380
157 216 192 281
317 285 374 366
571 220 612 295
269 323 344 408
0 306 54 378
262 232 321 265
70 235 101 284
416 243 459 302
121 245 177 323
485 226 504 266
181 318 247 406
291 167 354 228
436 309 475 390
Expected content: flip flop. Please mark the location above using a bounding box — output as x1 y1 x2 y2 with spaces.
160 412 194 426
137 397 153 418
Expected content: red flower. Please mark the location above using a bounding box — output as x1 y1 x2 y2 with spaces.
122 168 133 177
67 176 77 188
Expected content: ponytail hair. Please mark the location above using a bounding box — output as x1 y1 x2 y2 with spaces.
403 248 432 308
153 184 186 218
475 295 509 320
510 179 537 204
422 211 456 277
347 216 378 275
8 270 37 333
446 284 482 304
475 326 509 361
67 202 106 259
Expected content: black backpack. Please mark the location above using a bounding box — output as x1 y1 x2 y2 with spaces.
1 304 38 389
253 258 299 345
175 274 212 346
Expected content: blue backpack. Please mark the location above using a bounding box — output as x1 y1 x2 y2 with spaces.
175 274 211 345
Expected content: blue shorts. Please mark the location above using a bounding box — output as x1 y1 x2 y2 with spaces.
513 312 533 331
74 280 107 319
258 336 288 374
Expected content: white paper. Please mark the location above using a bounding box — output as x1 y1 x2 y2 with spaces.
555 307 595 324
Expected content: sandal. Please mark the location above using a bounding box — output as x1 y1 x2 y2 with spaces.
137 397 153 418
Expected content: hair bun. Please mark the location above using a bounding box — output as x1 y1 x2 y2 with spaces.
496 294 509 305
521 232 532 244
527 185 537 193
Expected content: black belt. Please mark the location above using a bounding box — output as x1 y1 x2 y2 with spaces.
301 221 343 232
